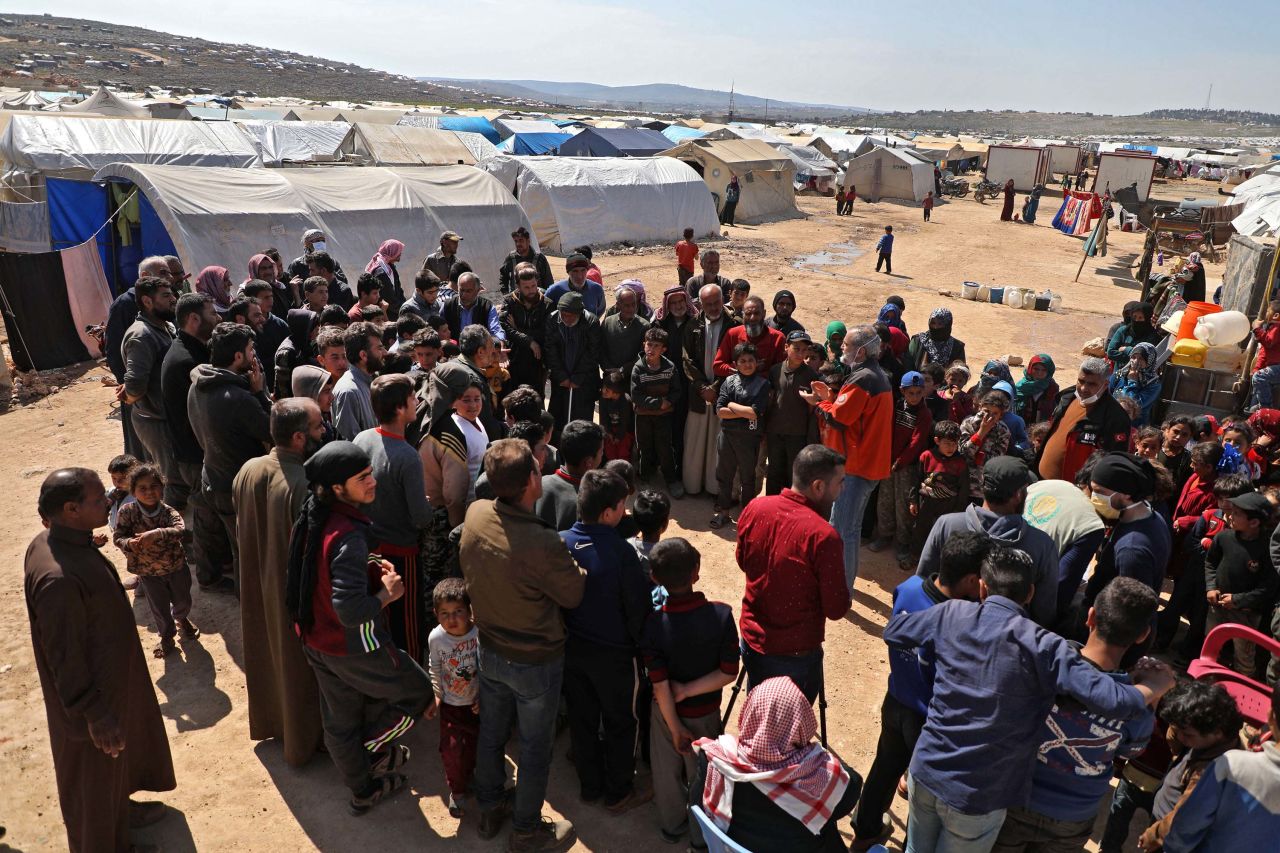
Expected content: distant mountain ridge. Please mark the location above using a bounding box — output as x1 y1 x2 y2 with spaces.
424 77 873 116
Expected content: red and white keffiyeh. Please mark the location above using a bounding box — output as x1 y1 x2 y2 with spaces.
694 676 849 835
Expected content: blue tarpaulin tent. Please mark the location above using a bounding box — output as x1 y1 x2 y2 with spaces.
660 125 706 144
496 132 574 155
556 127 672 157
436 116 501 144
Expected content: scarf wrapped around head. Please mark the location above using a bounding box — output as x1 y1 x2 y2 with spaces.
918 307 956 365
615 279 648 312
825 321 847 360
694 677 849 836
656 285 697 321
877 303 900 326
887 326 909 357
244 253 274 286
196 265 232 311
365 239 405 278
1127 342 1160 387
974 359 1014 398
1015 353 1056 406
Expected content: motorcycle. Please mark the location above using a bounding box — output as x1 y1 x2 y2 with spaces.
941 172 970 198
973 178 1004 203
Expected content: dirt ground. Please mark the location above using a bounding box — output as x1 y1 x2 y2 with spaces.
0 178 1226 852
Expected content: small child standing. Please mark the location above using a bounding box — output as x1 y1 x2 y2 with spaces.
922 191 934 222
112 464 197 658
712 342 770 529
874 225 895 274
1221 420 1262 481
425 578 480 818
1205 491 1277 676
106 453 139 533
1135 425 1162 460
631 327 683 497
959 391 1013 504
599 370 635 464
1248 299 1280 410
630 489 671 563
940 362 976 424
909 421 971 555
640 538 739 847
872 371 933 569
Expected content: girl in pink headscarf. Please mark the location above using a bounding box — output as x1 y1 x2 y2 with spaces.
365 239 406 311
196 265 233 313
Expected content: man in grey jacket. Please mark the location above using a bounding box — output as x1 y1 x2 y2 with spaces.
118 276 178 501
332 322 384 441
916 455 1059 627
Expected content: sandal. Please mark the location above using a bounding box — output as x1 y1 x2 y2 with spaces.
709 512 728 530
153 638 177 659
349 772 407 816
370 743 411 776
176 619 200 640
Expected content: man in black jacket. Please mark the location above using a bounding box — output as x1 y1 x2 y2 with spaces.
105 255 173 457
498 226 554 295
119 276 177 502
187 323 273 593
160 292 231 590
442 273 503 344
243 280 291 390
499 266 551 390
545 292 601 437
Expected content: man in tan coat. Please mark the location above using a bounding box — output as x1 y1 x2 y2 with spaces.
233 398 325 766
24 468 176 852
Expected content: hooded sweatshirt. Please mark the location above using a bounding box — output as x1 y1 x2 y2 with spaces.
186 364 272 493
273 308 317 399
916 503 1059 627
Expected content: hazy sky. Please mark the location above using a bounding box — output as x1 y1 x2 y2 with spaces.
31 1 1280 113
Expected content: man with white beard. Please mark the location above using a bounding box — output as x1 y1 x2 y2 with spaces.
681 284 740 496
656 286 697 479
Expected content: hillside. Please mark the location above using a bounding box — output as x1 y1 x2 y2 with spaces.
425 77 871 118
0 12 457 104
850 109 1280 138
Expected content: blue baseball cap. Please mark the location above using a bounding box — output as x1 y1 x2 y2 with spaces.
900 371 925 388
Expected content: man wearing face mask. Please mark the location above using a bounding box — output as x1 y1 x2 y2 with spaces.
799 324 893 593
1037 357 1131 485
1082 453 1170 657
288 229 345 284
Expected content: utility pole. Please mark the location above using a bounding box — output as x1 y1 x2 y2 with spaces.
1204 83 1213 110
728 80 735 123
764 98 769 121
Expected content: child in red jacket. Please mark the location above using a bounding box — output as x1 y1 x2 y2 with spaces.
1173 442 1224 535
1248 299 1280 410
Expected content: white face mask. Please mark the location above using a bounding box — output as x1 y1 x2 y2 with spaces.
1078 389 1102 406
312 240 327 252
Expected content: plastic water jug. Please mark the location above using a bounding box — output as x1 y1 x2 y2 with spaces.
961 281 979 300
1048 292 1063 311
1202 345 1244 372
1193 311 1251 347
1004 288 1024 309
1171 338 1207 368
989 287 1005 304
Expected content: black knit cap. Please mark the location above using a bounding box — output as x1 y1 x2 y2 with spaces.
1091 452 1156 501
303 440 370 488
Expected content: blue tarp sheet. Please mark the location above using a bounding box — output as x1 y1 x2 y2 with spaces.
46 178 111 285
437 116 501 144
660 126 706 143
496 132 574 155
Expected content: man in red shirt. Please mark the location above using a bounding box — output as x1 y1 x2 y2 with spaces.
713 296 785 377
736 444 850 702
675 228 698 290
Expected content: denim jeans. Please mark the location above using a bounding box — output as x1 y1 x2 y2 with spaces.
1252 364 1280 409
830 474 878 591
740 640 823 704
906 775 1007 853
1099 777 1154 853
474 648 565 832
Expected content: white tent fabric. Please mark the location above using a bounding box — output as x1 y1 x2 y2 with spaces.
92 165 533 294
493 118 563 139
1231 166 1280 205
842 146 933 202
806 133 874 163
349 123 477 166
778 144 837 178
1 90 52 110
661 138 798 224
0 115 262 181
56 86 149 118
452 131 498 162
1232 191 1280 238
234 120 353 166
477 155 720 254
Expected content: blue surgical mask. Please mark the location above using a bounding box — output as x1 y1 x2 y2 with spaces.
312 240 327 252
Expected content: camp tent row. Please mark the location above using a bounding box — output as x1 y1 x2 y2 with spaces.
841 145 935 202
660 138 799 223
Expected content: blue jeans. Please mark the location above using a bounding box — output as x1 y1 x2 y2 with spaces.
1253 364 1280 409
474 648 564 831
740 641 824 704
906 776 1007 853
830 474 878 591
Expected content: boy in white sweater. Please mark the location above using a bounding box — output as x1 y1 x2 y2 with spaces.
426 578 480 817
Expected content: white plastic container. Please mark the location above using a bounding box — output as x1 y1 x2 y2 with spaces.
1202 344 1244 372
961 281 979 300
1048 292 1062 312
977 284 991 302
1193 310 1251 347
1005 288 1024 309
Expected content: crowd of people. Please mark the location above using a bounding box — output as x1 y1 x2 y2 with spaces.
20 220 1280 853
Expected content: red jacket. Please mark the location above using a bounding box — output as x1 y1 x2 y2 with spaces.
818 360 894 481
737 489 851 655
1174 472 1217 532
713 325 786 377
1253 322 1280 371
891 398 933 469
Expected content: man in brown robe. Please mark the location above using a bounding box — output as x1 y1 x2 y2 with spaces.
24 468 176 853
233 397 325 766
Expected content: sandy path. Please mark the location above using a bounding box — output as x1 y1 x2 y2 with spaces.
0 180 1222 851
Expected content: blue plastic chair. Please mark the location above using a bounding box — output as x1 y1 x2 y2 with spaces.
690 805 753 853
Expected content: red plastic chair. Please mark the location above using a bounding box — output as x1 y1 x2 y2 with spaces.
1187 623 1276 727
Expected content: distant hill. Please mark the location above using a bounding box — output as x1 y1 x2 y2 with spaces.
855 108 1280 138
424 77 873 118
0 13 458 104
1142 108 1280 126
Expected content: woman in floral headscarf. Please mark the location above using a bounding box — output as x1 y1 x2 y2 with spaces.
365 239 405 312
692 677 858 852
1111 341 1161 426
1014 353 1058 425
908 308 967 371
195 265 234 313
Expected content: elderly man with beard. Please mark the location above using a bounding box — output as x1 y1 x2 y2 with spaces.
443 272 504 344
500 264 552 390
682 283 739 496
600 284 650 383
656 286 697 480
546 292 601 436
499 226 554 294
713 296 786 377
800 324 894 592
684 249 733 305
332 322 386 441
119 276 179 502
546 253 606 318
233 398 326 767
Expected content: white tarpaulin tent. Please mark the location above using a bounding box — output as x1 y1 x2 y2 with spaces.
349 123 477 166
92 164 533 294
0 114 262 182
841 145 933 202
1045 144 1083 175
56 86 149 118
1092 152 1157 201
660 138 798 224
985 145 1049 191
452 130 499 162
234 120 353 166
477 154 719 254
806 133 875 164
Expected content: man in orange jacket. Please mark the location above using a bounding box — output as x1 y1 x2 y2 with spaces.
800 324 893 592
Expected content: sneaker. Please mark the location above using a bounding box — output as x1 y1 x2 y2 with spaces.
668 481 685 499
507 817 575 853
447 792 467 818
604 784 653 814
477 792 513 840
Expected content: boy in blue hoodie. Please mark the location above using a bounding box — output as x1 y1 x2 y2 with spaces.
560 469 655 813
